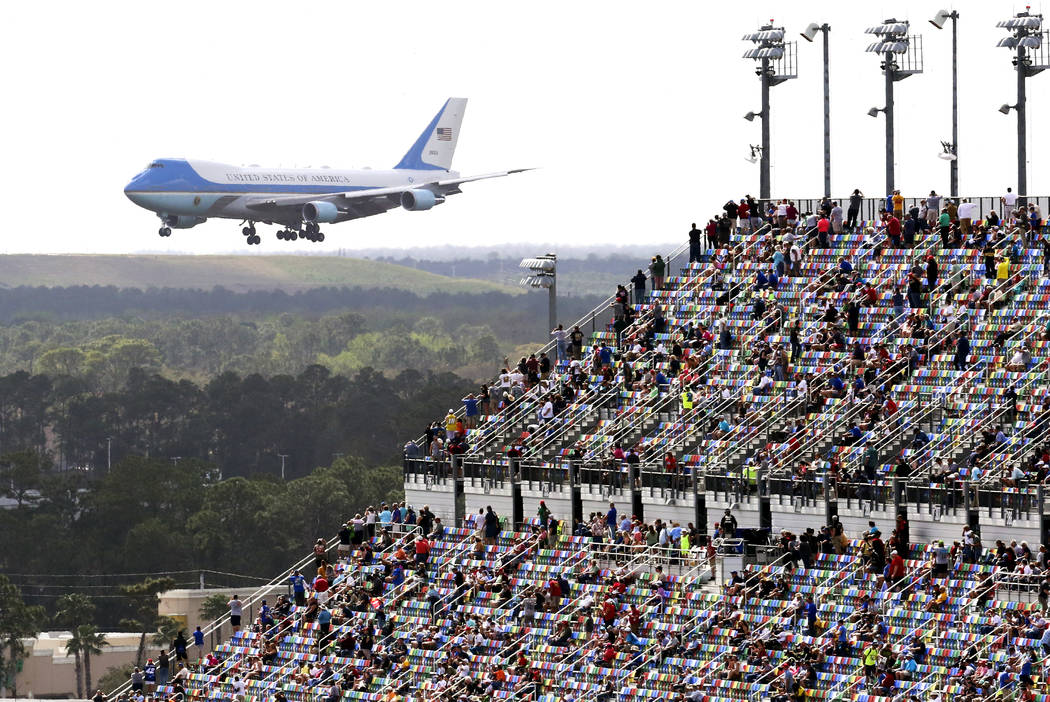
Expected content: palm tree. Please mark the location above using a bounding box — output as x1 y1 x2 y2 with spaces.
64 631 84 699
55 593 95 630
55 594 95 699
77 625 108 694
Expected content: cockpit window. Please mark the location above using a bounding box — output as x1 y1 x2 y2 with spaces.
149 162 164 169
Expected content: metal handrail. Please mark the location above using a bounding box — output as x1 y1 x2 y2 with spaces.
108 525 423 698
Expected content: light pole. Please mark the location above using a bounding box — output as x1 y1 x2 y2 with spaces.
519 254 557 333
864 19 924 196
996 9 1047 204
930 10 960 196
278 453 289 481
105 436 112 473
742 22 798 200
801 22 831 198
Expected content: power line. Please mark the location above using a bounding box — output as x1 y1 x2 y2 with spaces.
2 569 271 581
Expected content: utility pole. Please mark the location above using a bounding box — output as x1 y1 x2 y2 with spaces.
278 453 289 481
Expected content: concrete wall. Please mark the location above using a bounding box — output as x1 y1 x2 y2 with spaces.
404 476 1043 548
15 632 140 698
404 473 455 519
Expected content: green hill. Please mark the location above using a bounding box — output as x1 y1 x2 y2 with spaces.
0 255 520 295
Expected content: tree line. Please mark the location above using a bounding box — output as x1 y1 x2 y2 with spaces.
0 453 405 689
0 288 602 382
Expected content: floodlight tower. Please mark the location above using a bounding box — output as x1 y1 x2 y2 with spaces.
742 22 797 200
519 254 557 333
800 22 831 198
864 19 924 196
930 9 960 196
996 8 1048 203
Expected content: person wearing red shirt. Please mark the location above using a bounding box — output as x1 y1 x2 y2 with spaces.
885 215 902 247
602 643 617 666
414 536 431 565
888 550 906 585
601 598 617 628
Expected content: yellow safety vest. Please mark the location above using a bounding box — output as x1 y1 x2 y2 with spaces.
681 534 691 554
681 392 694 410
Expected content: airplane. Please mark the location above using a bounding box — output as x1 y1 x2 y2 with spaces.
124 98 529 245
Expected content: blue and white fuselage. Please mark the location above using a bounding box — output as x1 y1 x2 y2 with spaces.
123 98 529 245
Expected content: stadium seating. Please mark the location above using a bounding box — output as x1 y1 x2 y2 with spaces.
115 200 1050 702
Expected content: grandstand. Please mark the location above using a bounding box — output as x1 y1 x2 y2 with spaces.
116 193 1050 702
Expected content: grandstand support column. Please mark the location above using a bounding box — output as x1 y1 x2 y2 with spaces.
964 481 979 535
823 473 838 525
757 468 772 532
1039 485 1049 549
568 461 583 526
453 456 465 527
510 459 523 528
630 463 643 522
892 477 905 526
694 470 706 535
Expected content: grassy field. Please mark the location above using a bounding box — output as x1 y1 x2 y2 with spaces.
0 255 521 295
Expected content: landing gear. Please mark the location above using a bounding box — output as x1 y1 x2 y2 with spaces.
277 229 298 241
301 222 324 243
241 222 260 246
158 226 171 237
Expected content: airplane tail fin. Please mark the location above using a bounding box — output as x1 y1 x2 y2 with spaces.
394 98 467 171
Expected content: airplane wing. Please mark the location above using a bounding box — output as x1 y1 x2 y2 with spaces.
243 169 533 214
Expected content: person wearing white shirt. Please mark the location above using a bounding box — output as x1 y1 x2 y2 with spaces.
539 400 554 423
1003 187 1018 219
958 200 978 238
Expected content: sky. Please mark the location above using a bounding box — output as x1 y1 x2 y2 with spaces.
2 0 1046 255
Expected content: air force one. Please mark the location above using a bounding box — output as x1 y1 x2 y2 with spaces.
123 98 529 245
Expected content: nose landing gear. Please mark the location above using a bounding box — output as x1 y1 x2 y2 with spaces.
158 227 171 237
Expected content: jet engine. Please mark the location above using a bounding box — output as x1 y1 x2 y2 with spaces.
302 201 340 223
400 189 444 211
162 214 206 229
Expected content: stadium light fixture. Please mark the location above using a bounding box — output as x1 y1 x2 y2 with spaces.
742 19 797 200
929 9 960 195
938 141 957 161
800 21 832 197
743 111 762 122
864 18 924 195
867 106 884 118
745 145 763 164
996 7 1048 203
519 254 557 333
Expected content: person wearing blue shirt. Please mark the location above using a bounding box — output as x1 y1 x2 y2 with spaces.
1020 655 1035 686
839 257 853 274
654 370 667 386
823 374 845 399
606 503 617 532
389 564 404 588
599 345 613 367
192 626 205 658
289 571 307 606
998 667 1013 691
259 600 273 625
755 271 768 291
768 269 779 291
379 504 393 525
804 596 818 636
